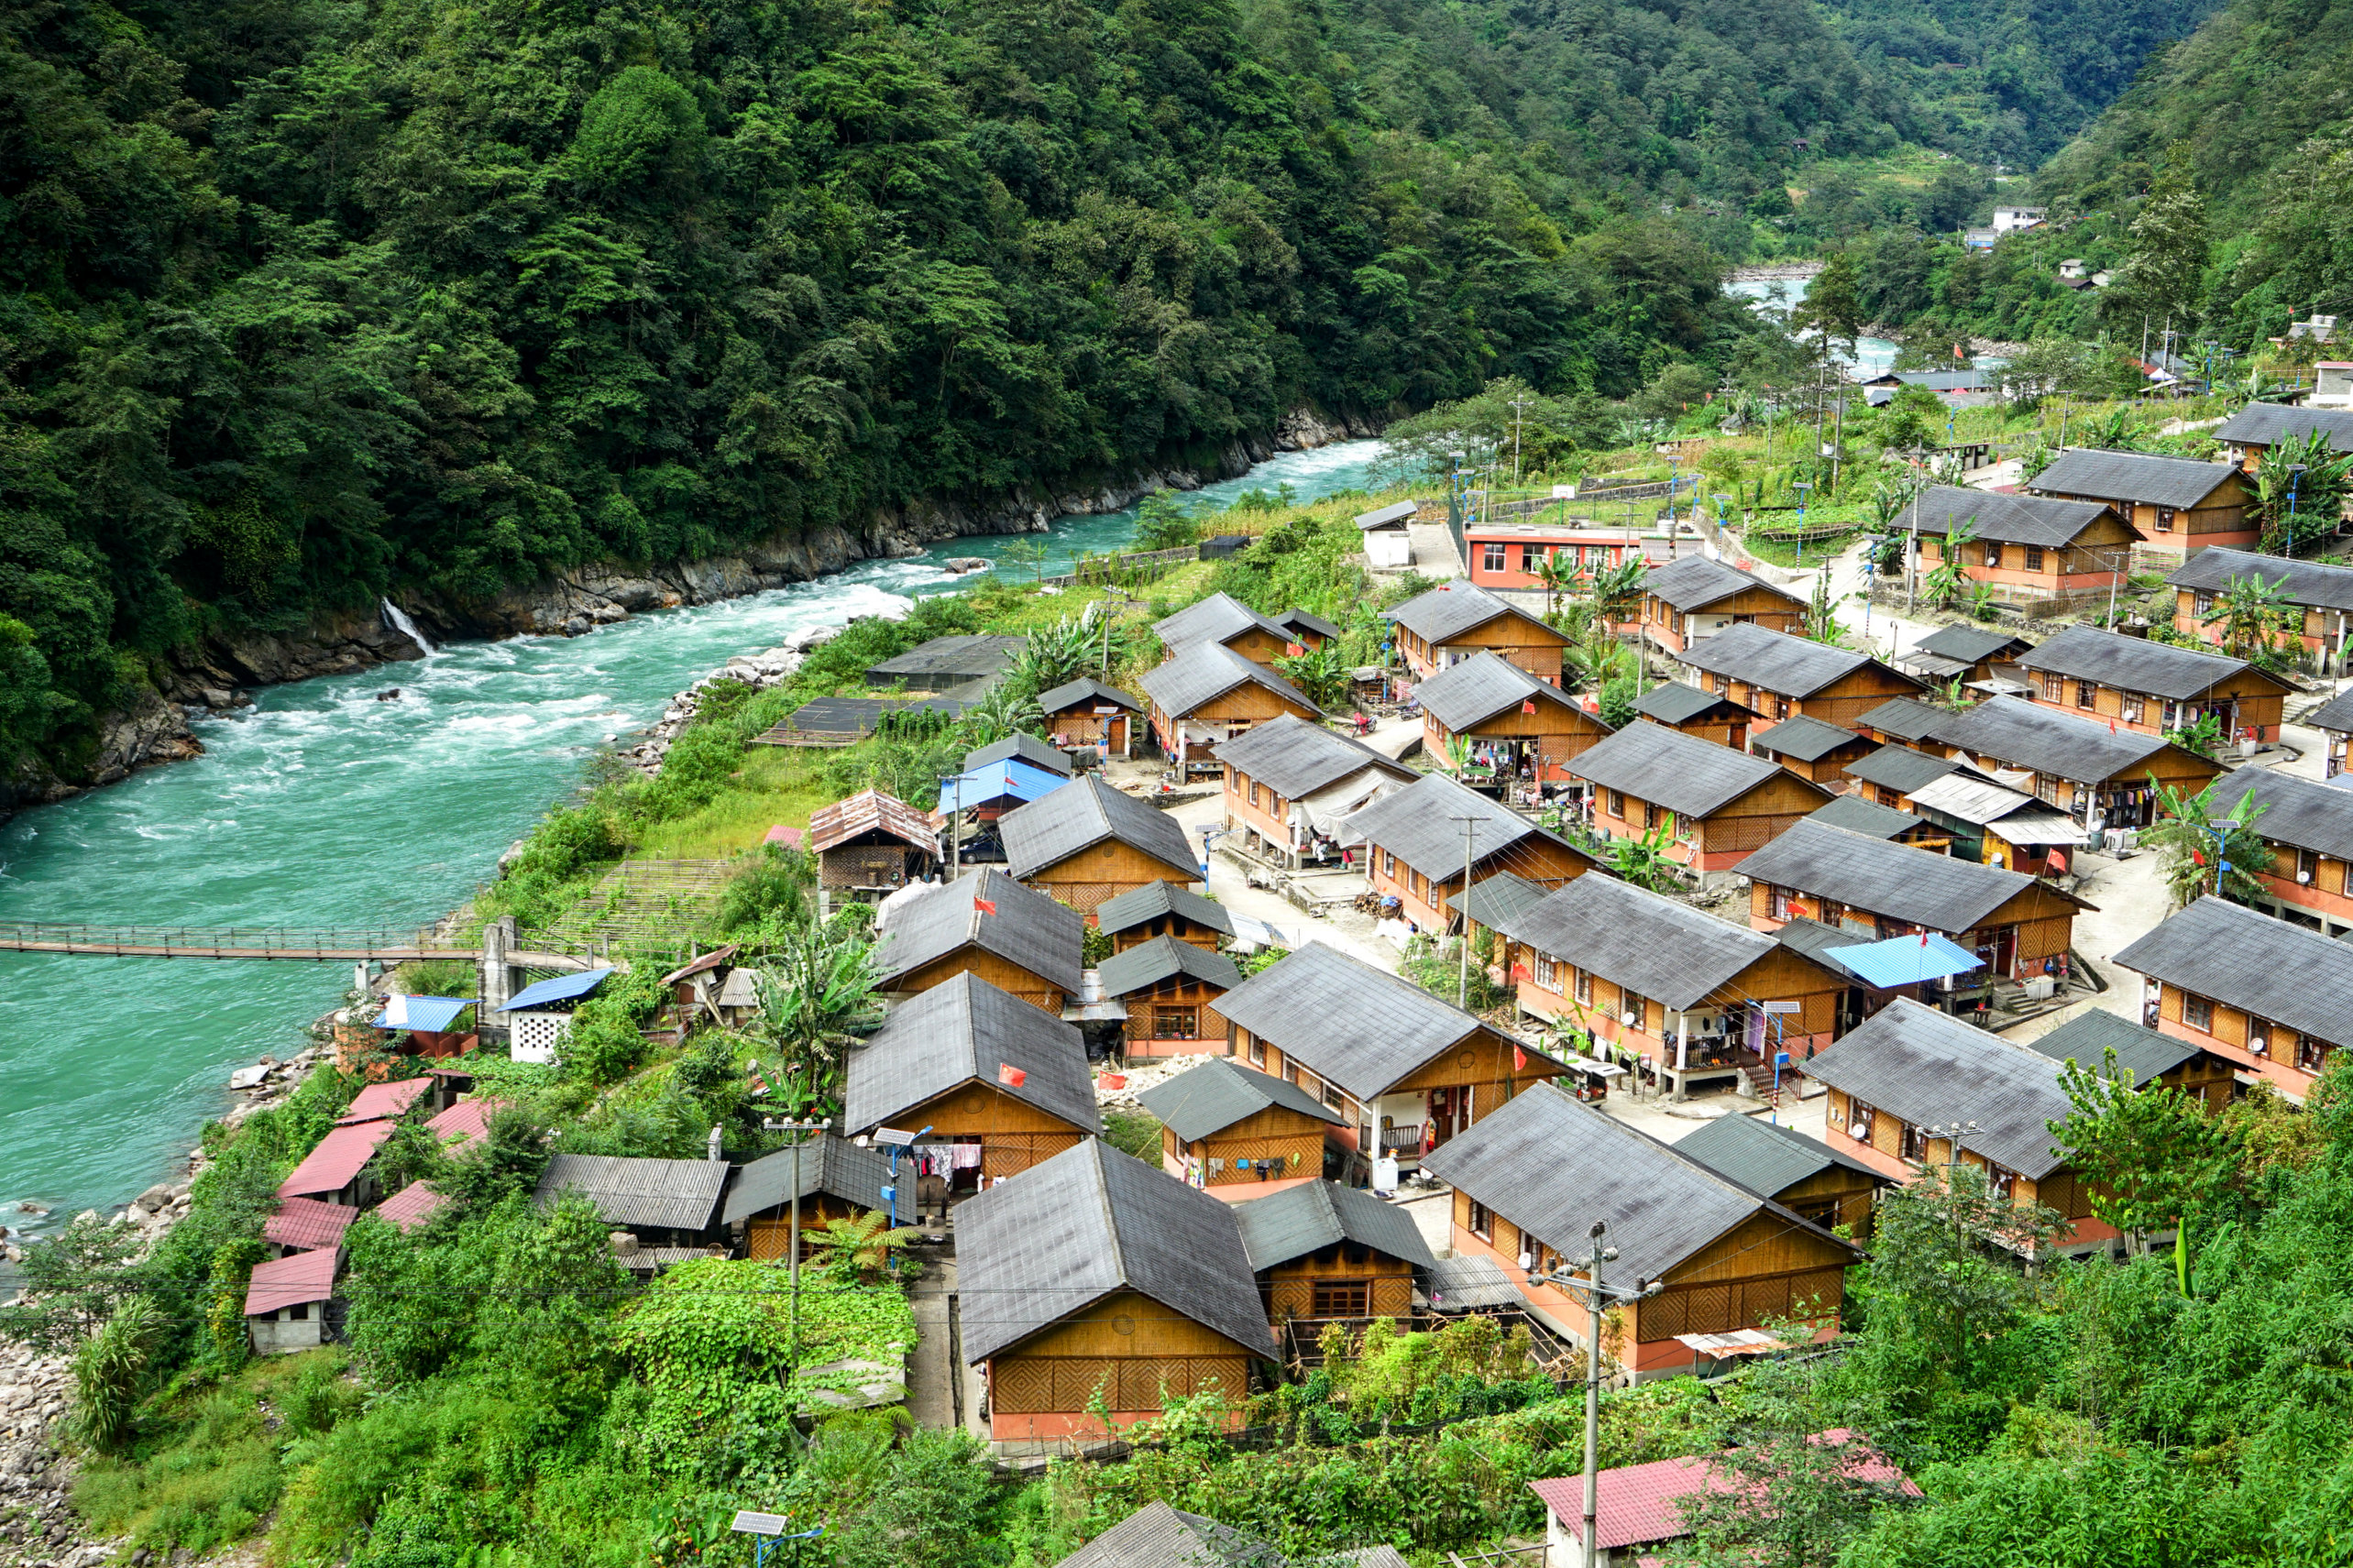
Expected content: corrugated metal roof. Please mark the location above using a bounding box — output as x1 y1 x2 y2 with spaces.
2113 895 2353 1051
1824 932 1985 989
1672 1114 1882 1201
1037 677 1142 716
278 1121 396 1199
1002 776 1202 882
2018 625 2269 701
1153 593 1293 652
1059 1501 1281 1568
1209 941 1490 1101
1751 714 1865 763
244 1246 338 1316
1904 486 2115 547
809 788 942 855
1644 555 1803 613
1094 881 1236 938
1384 582 1556 645
1679 623 1918 699
1905 773 2085 846
720 1134 894 1225
374 995 472 1032
964 733 1074 777
424 1096 504 1151
845 971 1103 1135
1417 652 1587 732
1213 715 1413 799
1443 871 1552 931
2212 401 2353 454
2211 768 2353 861
336 1077 432 1125
1567 719 1815 818
872 869 1085 995
955 1140 1277 1364
2023 1008 2205 1089
2168 548 2353 615
866 633 1027 683
1842 743 1965 794
1733 817 2043 933
1423 1253 1523 1310
500 968 614 1013
1097 934 1244 999
940 758 1068 811
1486 874 1782 1011
1357 501 1418 531
1930 695 2176 784
2031 449 2242 510
1798 998 2074 1178
1636 683 1748 725
1335 770 1602 882
1229 1180 1436 1272
1807 795 1928 840
1136 1058 1344 1143
374 1181 447 1234
264 1196 358 1252
1142 641 1323 720
1526 1437 1913 1550
533 1154 730 1232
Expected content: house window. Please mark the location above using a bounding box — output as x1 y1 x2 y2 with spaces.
1284 1062 1299 1084
1986 1163 2018 1201
1483 542 1507 572
1643 799 1660 830
1534 951 1559 989
1609 789 1627 819
1769 884 1794 920
2183 993 2215 1033
1227 770 1239 794
2123 693 2146 725
2194 592 2215 618
1248 780 1262 808
1382 850 1396 880
2024 544 2045 572
1899 1122 1928 1161
1877 785 1904 808
1468 1200 1493 1240
2156 509 2176 532
1312 1278 1370 1317
1322 1080 1345 1111
1775 696 1791 720
2076 680 2099 710
2036 773 2059 805
1621 992 1649 1029
2299 1035 2330 1074
1574 967 1593 1004
290 1301 310 1321
2040 671 2064 702
1849 1101 1876 1143
1248 1035 1267 1067
1521 544 1541 572
1155 1007 1199 1040
2248 1021 2270 1058
1984 540 2003 568
1413 870 1428 900
2298 848 2318 884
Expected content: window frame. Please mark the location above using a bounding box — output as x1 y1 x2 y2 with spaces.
2122 692 2146 725
2183 992 2215 1033
1534 950 1559 989
2024 543 2045 572
1311 1277 1371 1317
1153 1006 1199 1041
1984 540 2003 569
2076 679 2099 710
1482 542 1507 573
1574 968 1593 1005
1468 1200 1493 1241
1848 1101 1875 1142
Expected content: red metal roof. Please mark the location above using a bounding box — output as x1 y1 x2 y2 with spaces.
277 1120 395 1199
336 1076 432 1125
263 1196 358 1252
425 1096 507 1151
375 1181 449 1234
764 824 804 848
243 1245 339 1316
1528 1431 1915 1550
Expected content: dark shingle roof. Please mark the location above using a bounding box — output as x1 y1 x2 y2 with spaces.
2022 1009 2206 1090
867 633 1027 685
1487 874 1782 1011
1637 683 1750 726
1673 1114 1882 1199
1679 623 1921 700
1567 720 1820 818
720 1135 894 1225
1003 776 1202 882
1137 1057 1344 1142
1903 486 2115 548
1424 1080 1853 1282
2030 449 2242 510
1856 698 1952 742
2209 769 2353 861
1931 696 2178 783
1644 555 1804 613
1384 582 1557 645
1037 676 1144 717
1154 592 1291 651
1911 626 2032 666
534 1155 729 1232
965 732 1074 776
2306 688 2353 734
1210 942 1490 1100
1143 641 1323 720
2113 895 2353 1052
844 972 1103 1135
1097 934 1244 999
2018 625 2269 701
1798 998 2074 1179
1273 609 1342 641
1417 652 1586 732
873 869 1085 994
1057 1502 1281 1568
1734 817 2044 933
2213 402 2353 455
1807 795 1930 840
1230 1180 1437 1272
1443 871 1552 931
2167 548 2353 615
1842 743 1965 795
1751 714 1866 762
1213 715 1412 798
1094 881 1235 939
1336 770 1601 879
956 1140 1277 1363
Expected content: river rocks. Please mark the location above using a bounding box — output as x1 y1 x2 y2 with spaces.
1274 403 1382 451
940 557 990 574
0 1338 105 1568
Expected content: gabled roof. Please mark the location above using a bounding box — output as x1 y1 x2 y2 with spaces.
2018 625 2276 701
1002 776 1202 883
720 1134 893 1225
1678 623 1923 699
2023 1008 2209 1090
244 1246 339 1316
1094 880 1235 938
1672 1113 1883 1201
1644 555 1806 613
264 1196 359 1252
1930 695 2183 784
374 1181 448 1234
2030 449 2244 510
1527 1433 1913 1551
278 1121 396 1199
1210 941 1492 1101
336 1077 432 1126
1137 1058 1344 1143
2167 548 2353 615
424 1095 505 1151
1336 770 1603 878
2212 401 2353 455
808 788 941 856
844 971 1103 1135
1635 683 1750 726
1842 743 1966 795
1487 874 1786 1012
1905 773 2085 844
2307 688 2353 733
1230 1180 1436 1272
1097 933 1244 999
1272 609 1341 641
1750 714 1867 763
1799 998 2074 1178
535 1155 730 1232
866 633 1026 684
1417 652 1592 733
1807 795 1930 840
955 1140 1277 1363
1567 720 1822 818
1213 714 1413 798
1443 871 1552 932
1734 817 2059 933
1037 677 1143 716
872 869 1085 995
1142 641 1323 721
1854 697 1952 742
940 758 1069 813
1383 581 1561 646
1057 1501 1281 1568
374 994 472 1032
1903 486 2116 547
1424 1080 1854 1283
2113 895 2353 1052
1153 592 1291 651
1910 625 2033 666
964 733 1074 777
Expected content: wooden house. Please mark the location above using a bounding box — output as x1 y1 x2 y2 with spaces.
866 634 1027 694
842 971 1103 1184
1142 641 1325 776
808 789 940 901
1383 581 1569 683
1210 942 1564 1179
1672 1114 1887 1235
1036 678 1142 760
1898 771 2086 875
1270 609 1340 650
1800 998 2117 1255
1748 714 1876 788
1677 624 1927 736
871 869 1084 1015
1902 488 2136 605
964 732 1073 779
1924 695 2222 828
1232 1179 1435 1325
2211 401 2353 475
722 1134 892 1261
957 1140 1276 1445
1853 696 1952 748
1639 555 1807 655
1805 794 1950 850
1098 935 1245 1058
1737 818 2092 992
1417 652 1614 787
2115 894 2353 1100
1487 874 1854 1100
2310 687 2353 780
2167 549 2353 674
244 1247 343 1355
1633 683 1753 750
2022 1008 2238 1111
1893 625 2035 691
1002 775 1203 917
2205 768 2353 937
1152 592 1299 665
1137 1057 1343 1192
1567 720 1832 874
2028 449 2256 555
2018 625 2290 745
1218 713 1413 870
1443 872 1552 987
1337 770 1602 933
533 1154 730 1256
1424 1080 1861 1379
1093 880 1234 953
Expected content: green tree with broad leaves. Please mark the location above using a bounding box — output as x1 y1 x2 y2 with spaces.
2143 774 2273 908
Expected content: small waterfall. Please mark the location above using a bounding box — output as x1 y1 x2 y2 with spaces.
380 598 438 657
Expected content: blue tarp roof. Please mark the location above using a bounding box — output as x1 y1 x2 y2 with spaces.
373 995 473 1032
937 760 1066 811
500 967 615 1012
1825 933 1984 990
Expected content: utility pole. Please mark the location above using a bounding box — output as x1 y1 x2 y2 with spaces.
1533 1221 1665 1568
762 1116 831 1365
1447 815 1484 1006
1924 1121 1982 1354
1509 397 1534 488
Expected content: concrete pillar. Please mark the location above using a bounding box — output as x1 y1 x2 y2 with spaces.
1672 1010 1690 1102
481 917 515 1015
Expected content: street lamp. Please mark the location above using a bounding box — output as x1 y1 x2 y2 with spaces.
762 1116 832 1360
731 1512 825 1568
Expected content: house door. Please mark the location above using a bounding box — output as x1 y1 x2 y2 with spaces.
1975 926 2017 980
1108 715 1127 754
1426 1086 1473 1146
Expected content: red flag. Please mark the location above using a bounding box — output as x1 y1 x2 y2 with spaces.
1919 929 1930 947
1953 342 1964 361
2109 719 2117 734
997 1062 1027 1087
1522 699 1537 715
1513 1046 1529 1071
1509 962 1531 981
973 897 997 916
1285 641 1304 657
